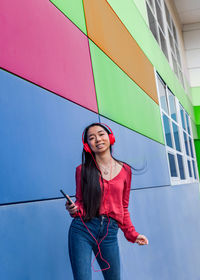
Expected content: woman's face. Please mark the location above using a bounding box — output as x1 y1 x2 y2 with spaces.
87 126 110 154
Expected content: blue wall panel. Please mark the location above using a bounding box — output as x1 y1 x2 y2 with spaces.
100 117 171 189
0 199 73 279
119 182 200 280
1 183 200 280
0 69 99 204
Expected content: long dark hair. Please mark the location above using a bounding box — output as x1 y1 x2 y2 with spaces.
81 123 110 221
81 123 147 221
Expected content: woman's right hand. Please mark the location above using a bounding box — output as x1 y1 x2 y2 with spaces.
65 195 79 214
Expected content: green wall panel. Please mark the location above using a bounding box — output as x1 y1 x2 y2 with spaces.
191 87 200 106
194 106 200 125
197 125 200 139
89 40 165 144
50 0 87 34
107 0 194 123
132 0 148 24
194 140 200 178
191 119 198 139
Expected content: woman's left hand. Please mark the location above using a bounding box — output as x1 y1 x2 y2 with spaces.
135 234 149 245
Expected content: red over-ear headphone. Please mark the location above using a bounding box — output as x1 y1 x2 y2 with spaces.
82 123 115 154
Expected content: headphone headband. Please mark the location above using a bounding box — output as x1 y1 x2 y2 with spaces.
82 123 115 153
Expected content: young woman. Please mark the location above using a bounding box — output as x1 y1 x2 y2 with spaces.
66 123 148 280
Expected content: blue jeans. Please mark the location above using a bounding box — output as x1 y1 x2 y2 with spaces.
68 215 121 280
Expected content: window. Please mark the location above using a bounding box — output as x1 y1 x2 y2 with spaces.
164 2 184 88
146 0 168 60
156 74 199 184
145 0 185 88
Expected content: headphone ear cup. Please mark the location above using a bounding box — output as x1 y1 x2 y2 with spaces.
109 133 115 145
83 143 92 153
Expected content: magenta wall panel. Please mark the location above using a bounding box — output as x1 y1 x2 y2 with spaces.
0 0 97 112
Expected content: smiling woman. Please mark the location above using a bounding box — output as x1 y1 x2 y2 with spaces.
65 123 148 280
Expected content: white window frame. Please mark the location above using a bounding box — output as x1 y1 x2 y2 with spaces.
155 72 199 185
145 0 185 89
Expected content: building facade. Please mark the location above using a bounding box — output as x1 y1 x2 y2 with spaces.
0 0 200 279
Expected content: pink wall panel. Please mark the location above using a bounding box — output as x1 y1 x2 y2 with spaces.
0 0 98 112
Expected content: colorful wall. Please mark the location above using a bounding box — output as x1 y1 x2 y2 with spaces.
1 0 200 279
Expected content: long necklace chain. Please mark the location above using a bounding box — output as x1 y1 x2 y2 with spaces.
98 159 116 175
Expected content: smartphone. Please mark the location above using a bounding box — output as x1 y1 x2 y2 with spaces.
60 189 73 205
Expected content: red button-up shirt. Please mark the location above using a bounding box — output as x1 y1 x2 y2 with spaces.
71 163 139 243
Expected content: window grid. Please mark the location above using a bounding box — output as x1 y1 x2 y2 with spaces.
146 0 185 89
146 0 169 60
156 74 199 184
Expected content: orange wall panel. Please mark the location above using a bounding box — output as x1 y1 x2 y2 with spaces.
83 0 158 104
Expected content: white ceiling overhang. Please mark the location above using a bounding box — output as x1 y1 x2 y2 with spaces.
173 0 200 24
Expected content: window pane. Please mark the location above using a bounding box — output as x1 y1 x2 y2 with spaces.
163 113 173 148
147 4 159 42
180 105 186 130
187 160 192 177
159 28 168 60
155 0 164 31
169 30 175 54
168 153 177 177
168 90 177 121
192 160 197 179
157 78 169 113
184 132 189 156
177 154 185 179
175 44 181 66
178 67 184 88
164 3 171 29
147 0 154 10
172 122 181 151
172 53 178 76
185 113 191 135
172 21 178 43
189 137 194 158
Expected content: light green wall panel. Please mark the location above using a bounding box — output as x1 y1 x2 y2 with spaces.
194 106 200 125
191 119 198 139
89 40 165 144
132 0 148 24
107 0 195 123
191 87 200 106
194 140 200 178
50 0 87 34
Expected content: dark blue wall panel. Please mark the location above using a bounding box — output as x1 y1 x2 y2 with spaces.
0 69 99 204
100 117 171 189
